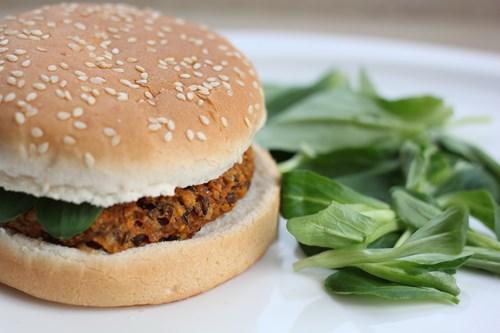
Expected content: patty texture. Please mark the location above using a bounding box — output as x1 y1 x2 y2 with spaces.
5 149 254 253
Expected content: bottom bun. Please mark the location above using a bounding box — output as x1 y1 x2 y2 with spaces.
0 145 280 307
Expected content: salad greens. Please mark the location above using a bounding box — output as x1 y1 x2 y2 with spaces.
258 70 500 304
0 188 37 223
325 269 460 304
0 189 102 240
35 199 103 239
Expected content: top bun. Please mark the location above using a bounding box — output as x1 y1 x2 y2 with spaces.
0 3 265 207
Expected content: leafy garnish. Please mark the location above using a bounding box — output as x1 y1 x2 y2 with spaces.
261 69 500 304
438 190 500 239
0 188 37 223
258 89 423 154
287 201 398 249
281 170 388 219
35 199 103 240
439 135 500 192
325 269 459 304
293 207 467 271
265 71 349 120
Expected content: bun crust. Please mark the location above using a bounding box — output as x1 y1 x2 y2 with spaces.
0 4 265 206
0 146 279 307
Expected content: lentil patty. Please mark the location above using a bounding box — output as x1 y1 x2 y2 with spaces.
5 149 254 253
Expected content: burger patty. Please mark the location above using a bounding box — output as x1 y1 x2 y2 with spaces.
6 149 254 253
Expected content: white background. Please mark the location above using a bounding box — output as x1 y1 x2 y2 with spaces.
2 32 500 333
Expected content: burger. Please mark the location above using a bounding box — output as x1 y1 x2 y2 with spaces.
0 3 280 307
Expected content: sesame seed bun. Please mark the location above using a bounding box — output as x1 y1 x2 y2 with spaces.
0 145 279 307
0 3 265 206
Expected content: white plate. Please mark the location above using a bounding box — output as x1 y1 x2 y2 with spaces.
2 32 500 333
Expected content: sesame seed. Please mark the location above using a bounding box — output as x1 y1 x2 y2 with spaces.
200 115 210 125
74 22 86 30
33 82 46 90
55 89 65 98
26 92 37 101
31 127 44 138
148 123 162 131
72 107 84 117
103 127 116 137
4 92 16 102
14 112 25 125
126 57 138 63
176 93 186 101
108 134 120 146
180 73 191 79
7 77 17 85
63 135 76 145
40 74 50 82
38 142 49 154
164 131 173 142
186 129 194 141
167 120 176 130
221 116 228 128
10 70 23 78
68 43 81 51
30 29 43 36
120 79 139 89
104 87 117 95
144 91 153 99
84 152 95 168
47 64 57 72
26 106 38 117
5 54 18 62
196 131 207 141
212 65 223 72
244 117 251 127
57 112 71 120
17 79 25 88
90 77 106 84
86 95 96 105
198 88 210 96
117 92 128 101
14 49 26 55
73 120 87 130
